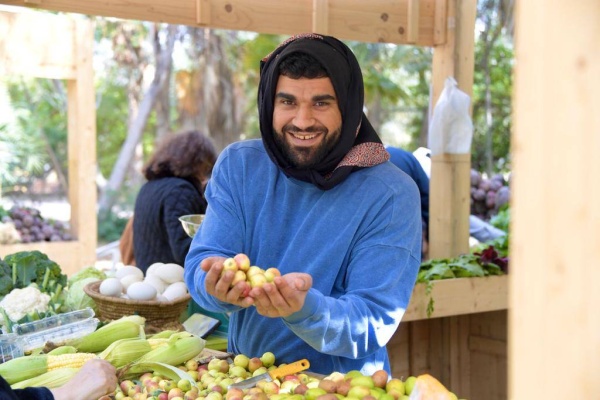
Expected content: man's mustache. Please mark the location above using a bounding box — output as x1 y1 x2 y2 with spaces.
283 124 327 134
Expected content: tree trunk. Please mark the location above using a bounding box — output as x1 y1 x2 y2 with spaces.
97 24 178 218
175 28 241 152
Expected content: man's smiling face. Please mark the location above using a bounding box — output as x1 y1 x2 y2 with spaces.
272 75 342 169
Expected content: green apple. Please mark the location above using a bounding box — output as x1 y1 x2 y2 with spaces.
259 351 276 367
404 376 417 395
233 354 250 369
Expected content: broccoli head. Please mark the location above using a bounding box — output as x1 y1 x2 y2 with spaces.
0 258 14 298
3 250 67 294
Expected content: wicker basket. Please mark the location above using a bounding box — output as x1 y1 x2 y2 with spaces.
84 281 191 331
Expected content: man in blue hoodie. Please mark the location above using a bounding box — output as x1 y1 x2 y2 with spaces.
184 34 422 376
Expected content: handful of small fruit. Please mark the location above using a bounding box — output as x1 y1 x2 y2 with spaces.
222 254 282 289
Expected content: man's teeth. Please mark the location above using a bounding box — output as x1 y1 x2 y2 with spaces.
291 133 316 140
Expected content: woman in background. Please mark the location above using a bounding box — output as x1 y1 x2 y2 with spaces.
132 130 217 274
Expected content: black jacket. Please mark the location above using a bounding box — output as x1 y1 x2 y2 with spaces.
0 374 53 400
133 177 207 273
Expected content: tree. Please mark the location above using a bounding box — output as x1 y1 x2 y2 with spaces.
97 23 178 218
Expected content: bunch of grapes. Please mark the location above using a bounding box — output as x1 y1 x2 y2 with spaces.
0 206 73 243
470 169 510 221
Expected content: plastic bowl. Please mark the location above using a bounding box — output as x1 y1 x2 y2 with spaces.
179 214 205 237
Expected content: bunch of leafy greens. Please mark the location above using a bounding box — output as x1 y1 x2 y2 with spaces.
0 258 14 298
3 250 67 294
417 239 509 317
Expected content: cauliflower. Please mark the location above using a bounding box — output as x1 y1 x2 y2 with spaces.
0 221 21 245
0 286 51 323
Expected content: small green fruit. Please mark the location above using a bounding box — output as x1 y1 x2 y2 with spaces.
260 351 276 367
404 376 417 395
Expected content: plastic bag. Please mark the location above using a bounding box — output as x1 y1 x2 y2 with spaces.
427 77 473 155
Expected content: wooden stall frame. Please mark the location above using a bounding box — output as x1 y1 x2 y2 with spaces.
0 2 511 399
0 10 97 276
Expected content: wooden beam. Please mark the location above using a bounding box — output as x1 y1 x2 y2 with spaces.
403 275 508 322
0 0 446 46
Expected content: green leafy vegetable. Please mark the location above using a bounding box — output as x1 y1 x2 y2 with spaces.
68 266 107 287
3 251 67 294
0 258 14 298
65 277 101 312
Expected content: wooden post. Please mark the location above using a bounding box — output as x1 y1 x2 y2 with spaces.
67 17 97 272
428 153 471 259
429 0 476 260
425 2 476 398
429 0 476 261
510 1 600 399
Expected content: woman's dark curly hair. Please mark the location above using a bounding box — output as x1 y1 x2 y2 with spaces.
143 130 217 191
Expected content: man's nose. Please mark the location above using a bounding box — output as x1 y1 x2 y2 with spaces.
293 106 315 129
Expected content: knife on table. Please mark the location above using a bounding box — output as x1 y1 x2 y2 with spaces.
229 359 310 389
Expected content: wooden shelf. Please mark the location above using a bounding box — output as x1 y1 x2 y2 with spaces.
403 275 508 322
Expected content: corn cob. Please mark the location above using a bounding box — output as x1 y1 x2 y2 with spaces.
0 353 96 385
126 333 205 375
98 338 152 368
11 368 79 390
69 315 145 353
47 353 97 370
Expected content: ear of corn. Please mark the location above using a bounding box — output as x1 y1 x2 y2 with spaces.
47 353 97 371
0 355 48 385
11 368 79 390
99 338 152 368
126 333 205 376
69 315 146 353
0 352 97 385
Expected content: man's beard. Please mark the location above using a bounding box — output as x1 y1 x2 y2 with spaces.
273 124 341 169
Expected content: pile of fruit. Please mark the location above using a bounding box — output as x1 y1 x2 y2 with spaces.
0 312 464 400
0 205 72 244
111 353 464 400
469 169 510 221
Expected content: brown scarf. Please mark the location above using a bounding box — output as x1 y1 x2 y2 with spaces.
258 33 389 190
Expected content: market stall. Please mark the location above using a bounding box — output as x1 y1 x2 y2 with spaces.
0 1 504 398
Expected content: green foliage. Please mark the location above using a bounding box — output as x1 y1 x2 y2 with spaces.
489 206 510 233
471 36 514 173
97 211 130 243
95 79 130 177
